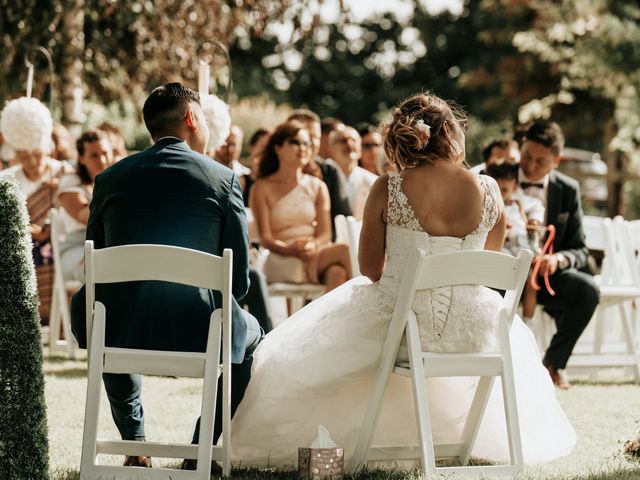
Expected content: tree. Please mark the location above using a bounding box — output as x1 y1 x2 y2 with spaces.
513 0 640 215
0 0 315 123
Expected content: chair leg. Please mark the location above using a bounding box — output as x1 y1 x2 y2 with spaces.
351 361 392 471
60 287 76 358
80 304 106 477
196 312 222 480
590 308 606 381
49 278 61 353
620 303 640 383
498 311 523 469
405 318 436 475
459 376 495 466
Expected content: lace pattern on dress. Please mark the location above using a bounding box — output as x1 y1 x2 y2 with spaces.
383 171 502 353
387 173 423 231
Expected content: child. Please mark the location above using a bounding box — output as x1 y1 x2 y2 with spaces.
486 162 545 321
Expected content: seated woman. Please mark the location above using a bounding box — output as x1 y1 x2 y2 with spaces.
231 92 575 469
250 121 352 292
57 130 114 281
0 97 73 321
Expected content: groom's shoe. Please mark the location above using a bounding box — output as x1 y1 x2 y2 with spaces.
123 455 152 467
180 458 223 476
546 365 571 389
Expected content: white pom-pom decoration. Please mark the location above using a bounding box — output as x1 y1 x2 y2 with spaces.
0 97 53 151
201 94 231 153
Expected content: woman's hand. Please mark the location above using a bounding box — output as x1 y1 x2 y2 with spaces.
31 223 50 242
292 238 318 260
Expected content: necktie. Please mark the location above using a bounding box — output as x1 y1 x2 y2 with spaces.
521 181 544 189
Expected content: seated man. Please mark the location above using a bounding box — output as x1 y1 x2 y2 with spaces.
209 123 273 334
71 82 263 468
517 120 600 389
329 124 377 221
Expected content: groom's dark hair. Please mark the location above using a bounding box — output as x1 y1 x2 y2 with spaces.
143 82 200 139
519 120 564 156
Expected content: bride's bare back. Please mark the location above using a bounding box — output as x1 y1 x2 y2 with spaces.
397 161 485 238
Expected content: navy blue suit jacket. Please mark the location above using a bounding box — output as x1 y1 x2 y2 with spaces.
71 138 252 363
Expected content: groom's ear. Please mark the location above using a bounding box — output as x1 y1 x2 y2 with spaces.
185 109 198 132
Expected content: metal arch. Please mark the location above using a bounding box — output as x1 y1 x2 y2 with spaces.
24 45 55 109
202 39 233 103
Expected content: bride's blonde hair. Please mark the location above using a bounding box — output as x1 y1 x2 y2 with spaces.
381 92 468 170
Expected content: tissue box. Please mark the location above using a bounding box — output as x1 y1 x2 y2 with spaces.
298 447 344 479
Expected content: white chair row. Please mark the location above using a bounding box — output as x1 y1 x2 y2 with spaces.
80 242 233 480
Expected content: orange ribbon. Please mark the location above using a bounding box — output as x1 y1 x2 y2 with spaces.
530 224 557 296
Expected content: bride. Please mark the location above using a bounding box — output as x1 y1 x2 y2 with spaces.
231 92 576 468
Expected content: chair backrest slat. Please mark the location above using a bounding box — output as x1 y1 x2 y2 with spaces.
381 249 532 362
88 243 225 290
414 250 528 291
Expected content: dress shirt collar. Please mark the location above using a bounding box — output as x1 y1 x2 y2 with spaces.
518 168 549 188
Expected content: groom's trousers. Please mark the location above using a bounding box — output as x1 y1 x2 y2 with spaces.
537 268 600 370
102 310 263 442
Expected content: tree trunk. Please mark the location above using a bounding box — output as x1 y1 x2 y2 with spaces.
59 0 85 138
604 120 625 217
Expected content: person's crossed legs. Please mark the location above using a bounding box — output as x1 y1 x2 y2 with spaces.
537 268 600 388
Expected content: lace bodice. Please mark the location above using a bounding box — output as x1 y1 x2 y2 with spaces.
379 172 502 353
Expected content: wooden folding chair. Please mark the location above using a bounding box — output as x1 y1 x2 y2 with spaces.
48 207 80 358
79 241 233 479
352 249 532 477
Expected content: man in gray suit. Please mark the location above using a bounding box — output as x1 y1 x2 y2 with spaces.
71 82 262 468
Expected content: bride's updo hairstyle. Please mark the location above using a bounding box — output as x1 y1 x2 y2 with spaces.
382 92 468 170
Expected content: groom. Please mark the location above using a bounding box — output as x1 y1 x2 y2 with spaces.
518 120 600 388
70 82 263 468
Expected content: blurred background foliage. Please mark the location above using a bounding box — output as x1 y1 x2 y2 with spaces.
0 0 639 215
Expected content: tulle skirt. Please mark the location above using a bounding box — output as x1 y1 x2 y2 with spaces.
231 277 576 468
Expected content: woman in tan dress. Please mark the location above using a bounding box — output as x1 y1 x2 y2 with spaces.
251 121 351 292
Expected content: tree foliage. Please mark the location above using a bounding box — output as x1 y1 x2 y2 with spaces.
514 0 640 166
0 0 313 107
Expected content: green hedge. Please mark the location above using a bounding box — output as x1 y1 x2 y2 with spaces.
0 174 49 479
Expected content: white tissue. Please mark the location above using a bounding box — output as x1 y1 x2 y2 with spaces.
310 425 338 448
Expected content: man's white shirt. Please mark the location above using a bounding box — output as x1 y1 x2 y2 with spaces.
346 165 377 221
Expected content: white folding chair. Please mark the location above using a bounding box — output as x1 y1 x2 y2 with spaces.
48 208 80 358
252 247 325 315
352 249 532 477
334 214 361 277
334 214 349 244
80 241 233 480
566 216 640 381
267 282 326 314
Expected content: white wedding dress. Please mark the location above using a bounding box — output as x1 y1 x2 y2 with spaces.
231 172 576 468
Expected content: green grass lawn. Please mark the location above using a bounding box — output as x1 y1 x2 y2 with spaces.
45 357 640 479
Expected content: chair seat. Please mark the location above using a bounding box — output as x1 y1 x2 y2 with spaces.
598 285 640 300
395 353 504 378
268 282 325 297
103 347 219 378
